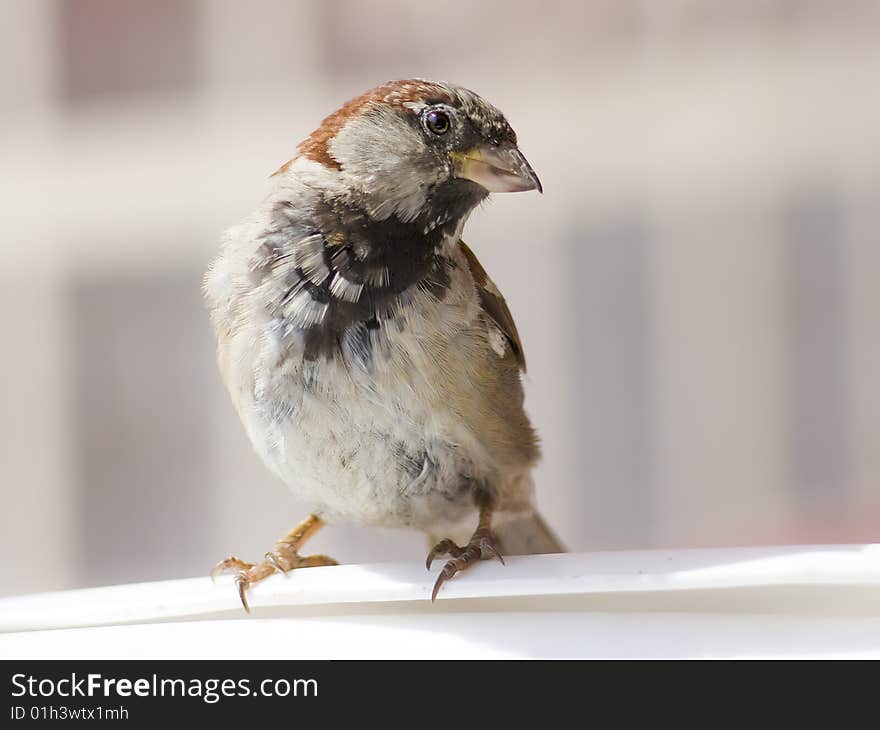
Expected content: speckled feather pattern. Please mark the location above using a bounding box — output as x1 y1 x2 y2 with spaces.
204 80 552 547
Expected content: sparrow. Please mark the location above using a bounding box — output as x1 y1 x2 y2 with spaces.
204 79 562 611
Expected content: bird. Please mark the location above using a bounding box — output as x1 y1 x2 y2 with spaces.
203 79 563 611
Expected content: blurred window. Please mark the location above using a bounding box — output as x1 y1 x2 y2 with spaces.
57 0 201 103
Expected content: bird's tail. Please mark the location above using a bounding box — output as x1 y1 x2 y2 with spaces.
494 511 565 555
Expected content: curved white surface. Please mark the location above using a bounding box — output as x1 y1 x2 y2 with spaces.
1 545 879 658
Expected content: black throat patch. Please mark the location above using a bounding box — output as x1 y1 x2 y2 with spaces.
253 180 486 367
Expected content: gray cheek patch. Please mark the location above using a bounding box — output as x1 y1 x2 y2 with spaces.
330 108 438 222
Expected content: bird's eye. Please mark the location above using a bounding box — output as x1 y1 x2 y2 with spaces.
425 109 450 135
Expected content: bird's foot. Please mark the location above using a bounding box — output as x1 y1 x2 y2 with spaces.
210 514 337 613
426 520 504 602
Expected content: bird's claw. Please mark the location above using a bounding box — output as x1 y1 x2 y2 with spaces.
265 549 291 576
212 549 338 613
234 573 252 613
425 539 464 570
211 515 337 614
426 526 505 601
210 555 253 582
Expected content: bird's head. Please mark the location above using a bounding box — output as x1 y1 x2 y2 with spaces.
285 79 542 225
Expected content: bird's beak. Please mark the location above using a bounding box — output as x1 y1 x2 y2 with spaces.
452 144 543 194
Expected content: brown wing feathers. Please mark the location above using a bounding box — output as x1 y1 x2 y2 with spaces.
458 240 526 372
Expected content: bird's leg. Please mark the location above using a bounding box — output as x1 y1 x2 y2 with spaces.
426 499 504 601
211 514 337 613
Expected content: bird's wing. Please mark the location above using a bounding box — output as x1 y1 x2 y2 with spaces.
458 240 526 372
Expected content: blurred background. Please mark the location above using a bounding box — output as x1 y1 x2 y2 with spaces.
2 0 879 597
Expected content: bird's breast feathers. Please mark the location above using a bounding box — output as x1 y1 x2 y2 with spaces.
203 195 537 527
